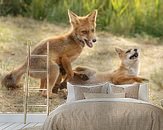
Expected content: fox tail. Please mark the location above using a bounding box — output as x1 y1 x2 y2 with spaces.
1 62 27 89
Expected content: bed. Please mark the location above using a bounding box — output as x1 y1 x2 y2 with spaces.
42 83 163 130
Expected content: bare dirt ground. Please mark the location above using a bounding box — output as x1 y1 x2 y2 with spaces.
0 16 163 113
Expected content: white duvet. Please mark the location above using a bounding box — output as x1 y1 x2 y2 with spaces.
42 98 163 130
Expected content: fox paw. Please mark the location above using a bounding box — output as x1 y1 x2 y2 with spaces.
78 73 89 80
142 78 149 82
41 91 53 99
60 82 67 89
74 72 89 80
52 85 59 93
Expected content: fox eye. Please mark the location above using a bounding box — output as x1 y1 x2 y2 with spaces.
126 49 131 53
81 30 88 34
91 29 95 32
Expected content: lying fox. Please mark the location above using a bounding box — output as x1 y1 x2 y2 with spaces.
1 10 98 97
68 47 149 85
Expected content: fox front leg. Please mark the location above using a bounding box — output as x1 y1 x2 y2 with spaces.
61 56 74 81
113 76 149 85
134 77 149 83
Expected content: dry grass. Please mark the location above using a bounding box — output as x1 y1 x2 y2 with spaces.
0 16 163 112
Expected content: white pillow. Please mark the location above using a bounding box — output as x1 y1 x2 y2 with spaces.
108 83 149 101
84 92 125 99
67 82 149 102
138 83 149 101
66 82 76 103
66 82 109 103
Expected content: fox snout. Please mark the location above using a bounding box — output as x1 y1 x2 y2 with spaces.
92 39 96 43
134 48 137 52
83 37 96 48
84 38 96 43
128 48 139 60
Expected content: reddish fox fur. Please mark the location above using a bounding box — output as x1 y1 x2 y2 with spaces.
1 10 98 98
68 47 149 85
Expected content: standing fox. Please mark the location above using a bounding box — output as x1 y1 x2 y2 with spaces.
1 10 98 97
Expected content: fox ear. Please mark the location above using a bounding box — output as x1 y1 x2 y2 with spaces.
115 47 124 56
87 10 98 23
68 10 79 25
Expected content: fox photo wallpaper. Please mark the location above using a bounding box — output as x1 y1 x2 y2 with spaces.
0 0 163 129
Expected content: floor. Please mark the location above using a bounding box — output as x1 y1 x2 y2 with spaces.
0 122 43 130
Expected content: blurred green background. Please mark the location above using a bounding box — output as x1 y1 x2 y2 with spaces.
0 0 163 37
